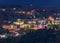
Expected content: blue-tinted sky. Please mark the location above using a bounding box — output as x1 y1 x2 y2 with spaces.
0 0 60 7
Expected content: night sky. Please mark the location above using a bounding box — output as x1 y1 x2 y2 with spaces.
0 0 60 8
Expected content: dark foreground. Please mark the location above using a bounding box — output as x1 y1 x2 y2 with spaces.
0 29 60 43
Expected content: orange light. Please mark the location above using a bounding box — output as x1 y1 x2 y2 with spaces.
22 11 25 14
27 11 31 14
48 16 54 20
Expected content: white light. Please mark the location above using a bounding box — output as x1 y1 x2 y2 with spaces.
2 9 6 11
13 8 16 10
0 35 6 38
56 18 59 20
15 33 19 37
58 13 60 15
13 22 20 25
43 9 46 11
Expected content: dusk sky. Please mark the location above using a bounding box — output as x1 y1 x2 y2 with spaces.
0 0 60 7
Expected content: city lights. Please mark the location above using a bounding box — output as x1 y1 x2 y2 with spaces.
0 7 60 39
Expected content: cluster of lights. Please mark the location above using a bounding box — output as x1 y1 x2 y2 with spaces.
16 11 33 15
56 17 60 20
0 34 7 38
15 9 35 15
2 18 60 30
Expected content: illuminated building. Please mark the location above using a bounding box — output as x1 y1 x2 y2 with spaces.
27 11 31 15
48 16 54 21
34 25 38 30
38 24 44 29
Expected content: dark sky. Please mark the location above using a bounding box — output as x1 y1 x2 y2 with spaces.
0 0 60 8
